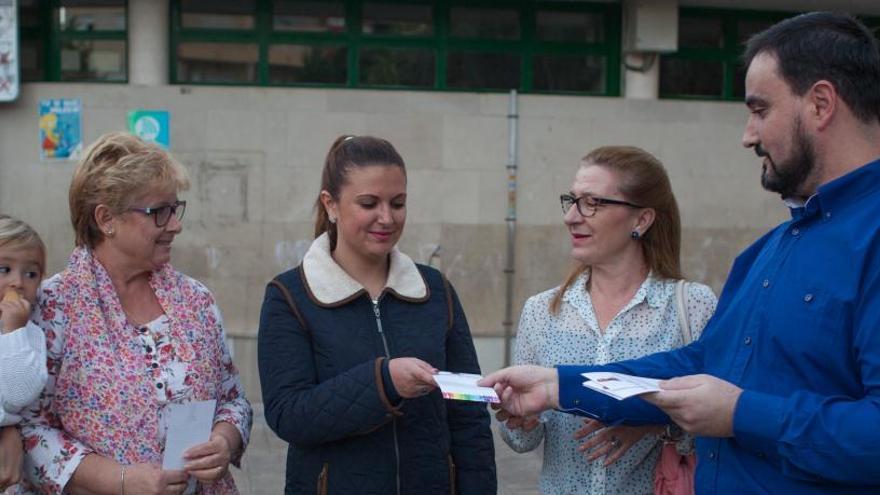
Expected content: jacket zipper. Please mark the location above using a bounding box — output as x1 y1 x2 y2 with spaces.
373 299 401 495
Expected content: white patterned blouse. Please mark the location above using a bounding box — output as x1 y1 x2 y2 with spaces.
500 272 717 495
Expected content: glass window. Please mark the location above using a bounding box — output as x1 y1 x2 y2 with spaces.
268 44 347 84
449 8 520 40
447 51 520 89
536 11 603 43
359 47 434 87
273 1 345 33
660 58 723 97
59 39 126 81
180 0 256 30
58 0 126 32
18 0 43 29
534 54 605 93
679 16 723 49
737 19 774 44
19 39 44 82
176 42 259 83
362 3 432 36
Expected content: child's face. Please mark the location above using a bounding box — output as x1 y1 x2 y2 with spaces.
0 247 43 306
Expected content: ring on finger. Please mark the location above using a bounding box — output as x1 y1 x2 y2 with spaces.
609 437 622 449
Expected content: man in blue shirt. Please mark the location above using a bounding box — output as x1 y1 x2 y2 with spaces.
481 12 880 494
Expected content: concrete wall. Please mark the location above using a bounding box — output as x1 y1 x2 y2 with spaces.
0 83 788 400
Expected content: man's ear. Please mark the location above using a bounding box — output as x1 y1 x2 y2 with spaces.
807 80 837 132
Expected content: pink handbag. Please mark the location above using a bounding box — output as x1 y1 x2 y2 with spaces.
654 442 696 495
654 281 697 495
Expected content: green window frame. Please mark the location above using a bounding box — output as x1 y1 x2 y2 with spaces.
659 8 794 101
169 0 621 96
19 0 128 83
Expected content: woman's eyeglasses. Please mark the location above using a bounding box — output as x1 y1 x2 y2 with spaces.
129 200 187 227
560 194 642 217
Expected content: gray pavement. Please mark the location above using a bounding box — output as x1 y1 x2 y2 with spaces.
232 403 542 494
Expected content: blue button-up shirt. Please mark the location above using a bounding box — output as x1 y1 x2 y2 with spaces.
557 157 880 494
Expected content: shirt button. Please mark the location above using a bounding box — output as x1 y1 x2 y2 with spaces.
825 212 832 219
709 451 716 459
573 399 581 406
744 337 752 345
151 362 159 369
804 293 814 302
762 279 770 288
792 227 800 236
156 382 164 389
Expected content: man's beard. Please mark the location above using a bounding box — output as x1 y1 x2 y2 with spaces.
757 118 816 199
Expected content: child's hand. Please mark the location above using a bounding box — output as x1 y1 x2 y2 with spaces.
0 426 23 491
0 290 31 333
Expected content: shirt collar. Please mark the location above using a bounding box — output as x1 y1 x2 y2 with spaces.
785 156 880 220
561 270 666 310
301 232 428 306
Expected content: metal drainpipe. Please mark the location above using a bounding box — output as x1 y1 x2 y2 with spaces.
503 89 519 367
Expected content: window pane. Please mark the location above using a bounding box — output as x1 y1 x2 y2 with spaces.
273 1 345 33
360 47 433 87
447 51 519 90
533 54 605 93
679 16 722 49
733 63 747 98
450 8 519 40
737 19 774 45
60 39 126 81
660 58 723 97
177 42 258 83
58 0 126 31
362 3 432 36
181 0 255 30
536 11 603 43
268 44 347 84
19 0 42 29
20 39 44 82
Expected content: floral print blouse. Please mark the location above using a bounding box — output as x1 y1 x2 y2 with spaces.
500 274 717 495
17 273 252 494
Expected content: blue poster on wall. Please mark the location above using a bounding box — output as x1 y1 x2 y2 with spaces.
39 98 82 160
128 109 170 149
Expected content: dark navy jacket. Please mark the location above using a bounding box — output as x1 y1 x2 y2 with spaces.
258 242 496 495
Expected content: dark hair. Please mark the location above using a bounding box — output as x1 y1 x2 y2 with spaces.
314 135 406 250
549 146 682 315
742 12 880 124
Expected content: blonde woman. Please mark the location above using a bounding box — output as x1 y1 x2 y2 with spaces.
499 147 716 494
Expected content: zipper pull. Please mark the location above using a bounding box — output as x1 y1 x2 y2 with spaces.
372 300 381 319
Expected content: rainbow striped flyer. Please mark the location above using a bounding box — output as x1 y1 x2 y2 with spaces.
433 371 500 403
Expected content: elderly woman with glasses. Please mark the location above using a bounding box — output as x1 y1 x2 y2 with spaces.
498 146 717 495
17 132 252 495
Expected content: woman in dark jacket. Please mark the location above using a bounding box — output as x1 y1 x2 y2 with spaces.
258 135 496 495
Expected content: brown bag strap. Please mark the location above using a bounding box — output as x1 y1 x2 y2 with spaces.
269 278 311 336
441 273 454 335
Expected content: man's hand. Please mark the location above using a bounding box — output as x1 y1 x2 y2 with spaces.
478 365 559 417
643 374 743 437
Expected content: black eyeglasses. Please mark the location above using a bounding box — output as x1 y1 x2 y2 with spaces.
129 200 187 227
560 194 642 217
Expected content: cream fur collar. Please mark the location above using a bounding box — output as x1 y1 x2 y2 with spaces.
301 233 428 306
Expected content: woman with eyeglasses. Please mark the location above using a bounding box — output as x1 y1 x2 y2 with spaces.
498 146 717 495
17 132 252 495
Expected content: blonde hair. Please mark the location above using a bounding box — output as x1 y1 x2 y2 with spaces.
549 146 682 314
0 214 47 275
69 132 190 248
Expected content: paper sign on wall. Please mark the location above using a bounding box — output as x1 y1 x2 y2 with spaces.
39 98 83 160
128 109 170 149
0 0 18 102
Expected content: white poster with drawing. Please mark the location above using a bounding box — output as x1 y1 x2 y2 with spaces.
0 0 18 102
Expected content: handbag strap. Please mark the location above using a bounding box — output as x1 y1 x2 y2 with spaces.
675 279 692 345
